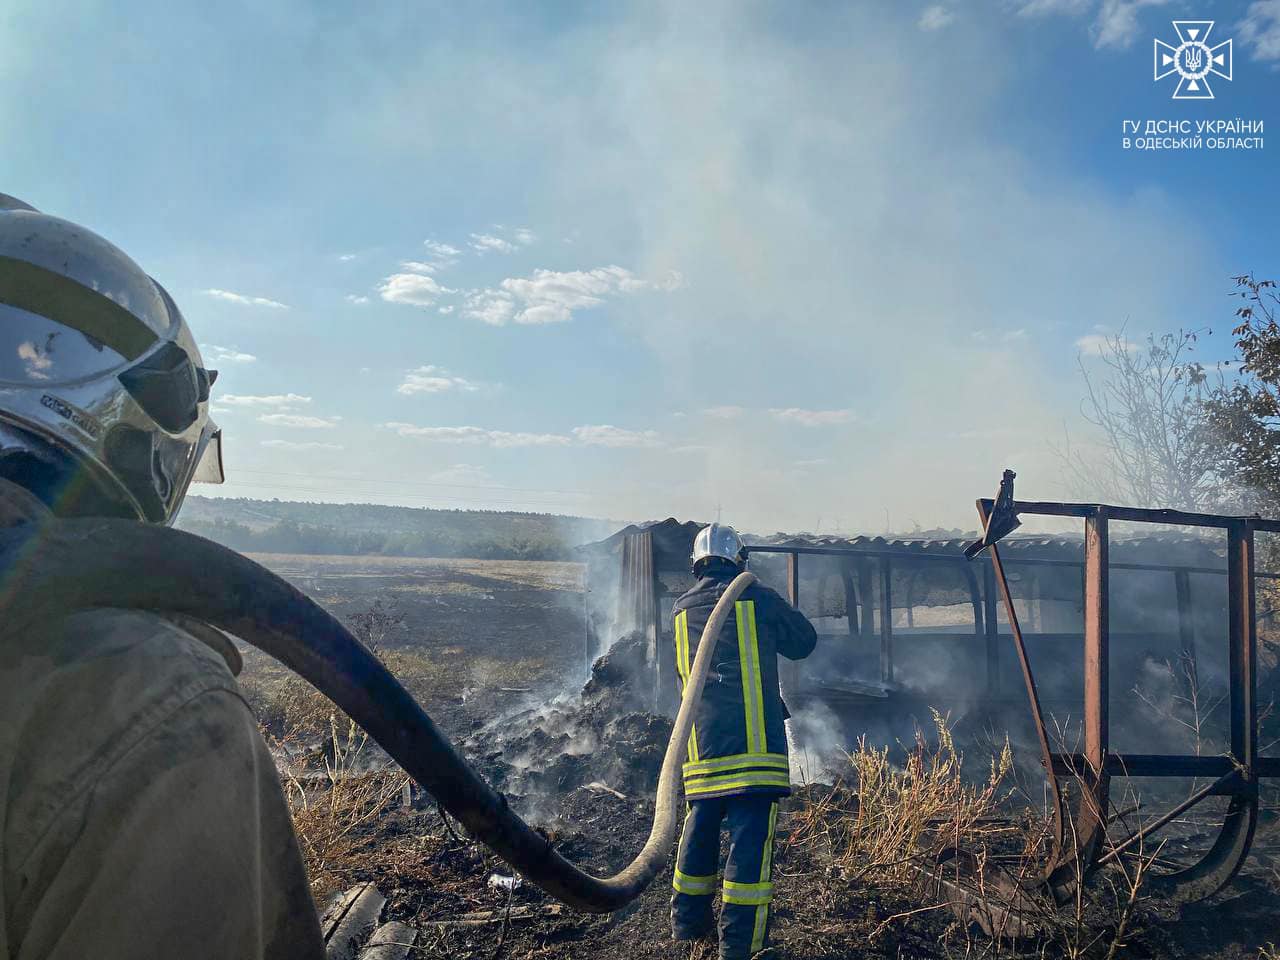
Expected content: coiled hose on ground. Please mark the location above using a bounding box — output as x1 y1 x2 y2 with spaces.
0 518 755 913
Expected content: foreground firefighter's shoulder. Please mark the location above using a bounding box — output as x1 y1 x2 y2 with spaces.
1 610 324 959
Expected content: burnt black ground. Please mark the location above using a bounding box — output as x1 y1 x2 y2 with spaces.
242 554 1280 959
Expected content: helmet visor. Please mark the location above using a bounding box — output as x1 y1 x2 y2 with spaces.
192 426 225 484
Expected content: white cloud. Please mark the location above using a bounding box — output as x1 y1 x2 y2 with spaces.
383 421 664 449
399 260 439 274
1092 0 1173 50
1240 1 1280 62
438 305 455 315
704 405 746 419
462 291 516 325
470 233 516 253
918 5 955 30
468 227 535 254
261 440 344 451
219 393 311 408
970 328 1029 343
424 240 462 259
1010 0 1174 49
571 424 663 448
337 253 357 262
378 273 455 307
1075 332 1136 355
382 422 571 447
396 365 481 395
1011 0 1092 15
463 265 675 326
201 288 289 309
345 294 370 305
259 413 341 429
769 408 855 427
427 463 493 485
201 344 257 364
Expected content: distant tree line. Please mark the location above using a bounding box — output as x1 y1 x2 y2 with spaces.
178 516 588 561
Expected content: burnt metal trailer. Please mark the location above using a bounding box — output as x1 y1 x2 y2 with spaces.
971 474 1280 903
583 491 1280 902
583 518 1256 717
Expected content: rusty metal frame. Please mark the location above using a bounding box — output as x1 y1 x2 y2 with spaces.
976 496 1278 903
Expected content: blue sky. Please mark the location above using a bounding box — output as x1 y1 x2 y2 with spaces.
3 0 1277 532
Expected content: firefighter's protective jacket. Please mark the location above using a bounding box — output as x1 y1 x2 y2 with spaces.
672 573 817 800
0 608 324 960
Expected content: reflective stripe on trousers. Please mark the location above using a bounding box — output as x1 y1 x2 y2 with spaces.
671 795 779 958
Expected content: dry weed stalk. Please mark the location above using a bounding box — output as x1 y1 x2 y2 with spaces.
286 714 409 896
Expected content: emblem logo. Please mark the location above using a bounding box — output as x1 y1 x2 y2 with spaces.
1154 21 1232 100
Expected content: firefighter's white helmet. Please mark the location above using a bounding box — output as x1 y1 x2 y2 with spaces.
691 522 746 574
0 193 223 523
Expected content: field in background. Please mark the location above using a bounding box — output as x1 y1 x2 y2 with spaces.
238 553 592 748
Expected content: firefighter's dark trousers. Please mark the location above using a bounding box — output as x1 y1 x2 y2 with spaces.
671 794 779 959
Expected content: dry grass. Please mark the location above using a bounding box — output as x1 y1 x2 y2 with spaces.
790 710 1015 885
786 711 1180 958
280 715 409 898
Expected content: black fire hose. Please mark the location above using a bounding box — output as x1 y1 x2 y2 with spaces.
0 518 755 913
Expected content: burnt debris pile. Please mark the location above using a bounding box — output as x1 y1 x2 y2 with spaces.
465 632 673 808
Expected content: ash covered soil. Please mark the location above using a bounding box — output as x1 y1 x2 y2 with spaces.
237 554 1280 959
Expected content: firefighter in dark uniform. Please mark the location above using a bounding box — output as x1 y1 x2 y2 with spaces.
670 523 817 959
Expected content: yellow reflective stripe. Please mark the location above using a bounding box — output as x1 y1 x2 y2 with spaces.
674 610 689 685
752 902 770 950
761 802 778 882
683 773 791 797
673 869 717 896
746 601 767 750
675 611 699 762
683 753 789 776
751 802 779 951
722 879 774 905
0 256 159 361
735 602 758 753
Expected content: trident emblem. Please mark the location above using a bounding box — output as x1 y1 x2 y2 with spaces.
1154 21 1232 100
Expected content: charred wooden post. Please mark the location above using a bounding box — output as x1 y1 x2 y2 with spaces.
982 562 1000 696
785 551 799 607
618 530 660 707
857 559 876 644
879 557 894 684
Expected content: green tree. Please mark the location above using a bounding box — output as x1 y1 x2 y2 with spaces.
1205 275 1280 513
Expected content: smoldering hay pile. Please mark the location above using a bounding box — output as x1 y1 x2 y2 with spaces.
464 632 674 807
